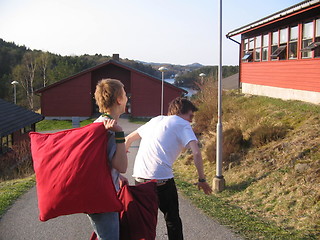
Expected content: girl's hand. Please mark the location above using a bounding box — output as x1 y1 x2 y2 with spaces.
103 119 123 132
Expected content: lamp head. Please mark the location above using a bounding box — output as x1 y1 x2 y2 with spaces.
158 67 168 72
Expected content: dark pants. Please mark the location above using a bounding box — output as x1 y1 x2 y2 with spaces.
157 178 183 240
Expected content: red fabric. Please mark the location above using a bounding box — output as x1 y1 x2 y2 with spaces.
90 181 158 240
118 181 158 240
30 122 123 222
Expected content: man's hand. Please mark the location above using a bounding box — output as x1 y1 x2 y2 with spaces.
196 182 212 195
103 119 123 132
125 130 141 153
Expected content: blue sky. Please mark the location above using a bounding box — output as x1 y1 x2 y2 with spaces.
0 0 303 65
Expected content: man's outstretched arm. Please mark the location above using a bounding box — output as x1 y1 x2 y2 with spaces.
188 140 212 195
125 130 141 152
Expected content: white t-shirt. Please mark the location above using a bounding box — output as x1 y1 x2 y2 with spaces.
133 115 197 180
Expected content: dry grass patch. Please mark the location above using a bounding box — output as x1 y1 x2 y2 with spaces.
174 91 320 239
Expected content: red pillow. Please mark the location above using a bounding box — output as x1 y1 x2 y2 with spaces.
90 181 158 240
30 122 123 221
118 181 158 240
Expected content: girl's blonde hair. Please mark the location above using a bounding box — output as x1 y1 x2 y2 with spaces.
94 78 124 113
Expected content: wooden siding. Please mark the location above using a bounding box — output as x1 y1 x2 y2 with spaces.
240 58 320 92
41 72 92 116
91 64 131 93
130 71 183 117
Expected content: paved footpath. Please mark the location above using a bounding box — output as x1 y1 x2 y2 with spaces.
0 118 243 240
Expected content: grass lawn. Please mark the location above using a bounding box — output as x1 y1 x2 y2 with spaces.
0 176 35 217
174 176 318 240
36 119 95 132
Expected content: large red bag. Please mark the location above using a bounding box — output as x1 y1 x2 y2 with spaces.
90 181 158 240
30 122 123 221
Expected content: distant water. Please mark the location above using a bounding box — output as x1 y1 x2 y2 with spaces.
165 79 197 97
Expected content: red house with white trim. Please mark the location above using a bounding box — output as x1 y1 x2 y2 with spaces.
36 56 187 118
227 0 320 104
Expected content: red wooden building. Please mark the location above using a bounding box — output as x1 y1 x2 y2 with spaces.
227 0 320 104
36 56 186 118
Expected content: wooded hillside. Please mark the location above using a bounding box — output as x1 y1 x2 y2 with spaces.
0 38 238 110
0 39 159 110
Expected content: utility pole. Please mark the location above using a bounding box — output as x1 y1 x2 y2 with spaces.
213 0 225 192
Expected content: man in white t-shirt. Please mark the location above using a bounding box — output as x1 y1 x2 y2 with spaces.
125 97 212 240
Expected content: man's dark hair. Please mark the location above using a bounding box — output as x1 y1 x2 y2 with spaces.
168 97 198 115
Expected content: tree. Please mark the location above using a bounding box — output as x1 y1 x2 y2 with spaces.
38 51 50 87
47 56 77 83
0 74 12 102
0 39 26 100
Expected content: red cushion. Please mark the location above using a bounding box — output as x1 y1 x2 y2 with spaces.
30 122 123 221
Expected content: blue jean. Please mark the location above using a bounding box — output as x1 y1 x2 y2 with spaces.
87 212 119 240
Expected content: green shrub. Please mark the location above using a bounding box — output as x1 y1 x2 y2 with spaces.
204 128 244 169
193 78 217 134
194 102 216 134
250 125 289 147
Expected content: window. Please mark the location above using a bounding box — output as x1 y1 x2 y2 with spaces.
301 20 320 58
243 39 248 56
242 38 253 62
302 21 314 58
302 42 320 51
1 134 13 154
271 45 287 58
241 18 320 62
1 136 7 154
271 31 278 60
271 29 287 60
279 28 288 60
254 36 261 61
280 28 288 44
8 134 12 149
248 37 254 51
262 34 269 61
289 25 298 59
315 19 320 57
242 51 253 61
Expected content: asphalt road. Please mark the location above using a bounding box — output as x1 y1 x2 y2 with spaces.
0 118 242 240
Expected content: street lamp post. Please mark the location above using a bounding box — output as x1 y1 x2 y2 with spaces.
213 0 225 192
158 67 168 115
199 73 206 85
11 81 19 104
